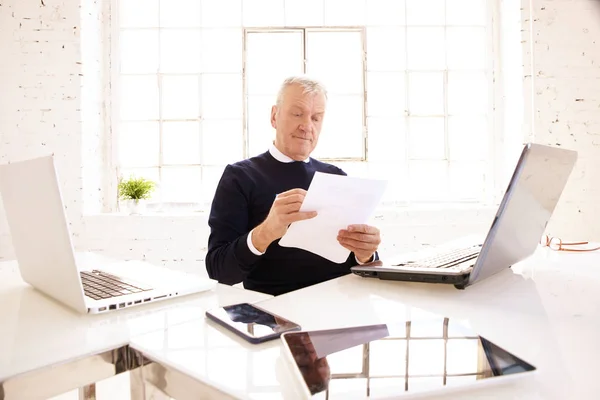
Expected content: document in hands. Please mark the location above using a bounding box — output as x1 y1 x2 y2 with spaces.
279 172 388 263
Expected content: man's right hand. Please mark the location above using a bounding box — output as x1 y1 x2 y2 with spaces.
251 188 317 253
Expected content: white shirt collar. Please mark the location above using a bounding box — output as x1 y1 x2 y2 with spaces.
269 144 310 163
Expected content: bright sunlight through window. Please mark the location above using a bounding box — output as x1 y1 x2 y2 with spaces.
114 0 495 210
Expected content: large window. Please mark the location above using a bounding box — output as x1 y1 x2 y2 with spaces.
113 0 495 210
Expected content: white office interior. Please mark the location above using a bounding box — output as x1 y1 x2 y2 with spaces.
1 0 599 399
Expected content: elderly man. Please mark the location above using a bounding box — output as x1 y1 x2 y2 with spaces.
205 76 381 296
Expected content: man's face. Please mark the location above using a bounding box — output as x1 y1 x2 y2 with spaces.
271 83 326 161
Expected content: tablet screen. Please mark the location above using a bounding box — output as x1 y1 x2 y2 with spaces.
282 318 535 398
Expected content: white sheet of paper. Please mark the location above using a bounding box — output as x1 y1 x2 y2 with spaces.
278 172 388 263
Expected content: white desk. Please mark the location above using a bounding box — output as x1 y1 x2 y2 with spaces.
129 247 600 399
0 259 272 400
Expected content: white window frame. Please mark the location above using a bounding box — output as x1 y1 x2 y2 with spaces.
243 26 368 161
105 0 514 212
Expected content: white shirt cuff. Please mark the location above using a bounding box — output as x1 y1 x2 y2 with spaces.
247 228 264 256
355 254 374 265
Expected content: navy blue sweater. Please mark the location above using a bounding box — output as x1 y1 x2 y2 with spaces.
206 151 362 296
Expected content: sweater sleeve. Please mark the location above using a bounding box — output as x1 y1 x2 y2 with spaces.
205 165 262 285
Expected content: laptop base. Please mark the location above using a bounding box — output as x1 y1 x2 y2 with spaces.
352 269 470 289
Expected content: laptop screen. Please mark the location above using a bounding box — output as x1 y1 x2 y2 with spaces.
282 318 535 399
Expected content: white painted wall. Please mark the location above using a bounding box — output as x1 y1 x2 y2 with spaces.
1 0 597 277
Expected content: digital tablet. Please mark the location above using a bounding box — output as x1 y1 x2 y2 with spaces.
280 318 536 399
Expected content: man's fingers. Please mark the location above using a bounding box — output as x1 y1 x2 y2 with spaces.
347 224 378 234
339 232 378 243
286 211 317 223
337 237 377 251
276 188 307 198
274 193 306 206
277 202 304 215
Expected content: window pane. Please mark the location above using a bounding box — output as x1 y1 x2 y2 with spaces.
284 0 323 26
306 31 363 95
162 121 201 165
408 72 444 115
159 0 201 27
366 0 406 26
409 160 448 201
120 30 159 74
202 120 244 165
367 72 406 117
407 27 445 70
201 28 242 72
247 95 276 157
160 29 202 73
370 340 407 375
119 76 159 120
326 345 364 374
162 75 200 120
366 27 406 71
119 0 159 28
446 339 479 374
328 379 368 396
447 28 487 70
409 339 445 374
408 117 445 159
119 168 160 202
161 166 202 202
324 0 366 26
246 32 303 95
367 117 405 162
449 161 485 200
448 72 488 115
118 122 160 167
406 0 445 26
448 116 488 161
446 0 487 26
201 74 243 119
242 0 284 27
312 95 363 159
201 0 242 27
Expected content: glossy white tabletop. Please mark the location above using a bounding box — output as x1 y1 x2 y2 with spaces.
0 258 272 383
130 246 600 400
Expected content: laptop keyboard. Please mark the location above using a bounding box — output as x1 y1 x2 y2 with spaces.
81 270 153 300
395 245 482 269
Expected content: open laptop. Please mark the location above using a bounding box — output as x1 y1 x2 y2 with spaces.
0 155 216 314
351 143 578 289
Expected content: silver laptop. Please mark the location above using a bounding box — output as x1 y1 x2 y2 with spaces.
0 155 216 314
352 143 578 289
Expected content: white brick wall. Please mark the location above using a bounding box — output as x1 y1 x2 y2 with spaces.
1 0 598 274
0 0 84 258
524 0 600 240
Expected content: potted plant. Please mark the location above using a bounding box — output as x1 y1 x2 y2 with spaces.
118 176 156 214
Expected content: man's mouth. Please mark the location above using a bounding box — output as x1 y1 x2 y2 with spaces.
292 136 312 142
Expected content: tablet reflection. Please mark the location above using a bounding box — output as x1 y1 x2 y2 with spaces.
282 317 535 399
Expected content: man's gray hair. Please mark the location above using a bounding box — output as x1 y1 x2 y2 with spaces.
275 76 328 107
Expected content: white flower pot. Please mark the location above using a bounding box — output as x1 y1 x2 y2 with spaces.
127 199 146 215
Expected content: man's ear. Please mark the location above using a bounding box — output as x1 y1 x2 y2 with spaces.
270 105 278 129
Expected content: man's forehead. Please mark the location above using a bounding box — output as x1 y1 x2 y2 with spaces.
284 88 326 108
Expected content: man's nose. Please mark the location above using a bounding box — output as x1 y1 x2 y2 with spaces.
299 116 313 133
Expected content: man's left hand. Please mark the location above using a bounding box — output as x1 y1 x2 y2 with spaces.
337 224 381 264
